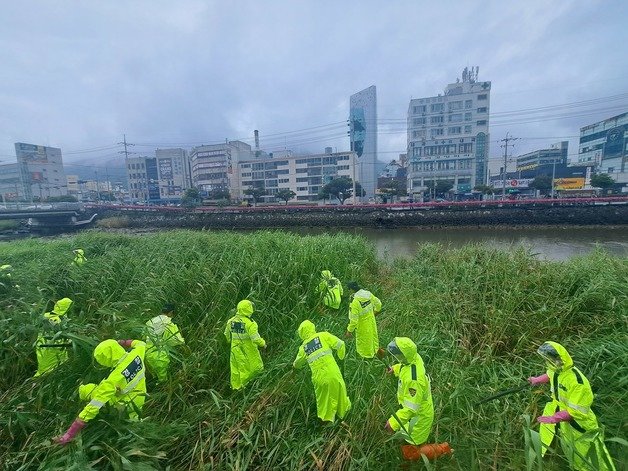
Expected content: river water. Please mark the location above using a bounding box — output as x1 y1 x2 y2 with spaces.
290 226 628 261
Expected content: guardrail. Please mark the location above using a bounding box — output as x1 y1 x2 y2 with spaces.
85 196 628 214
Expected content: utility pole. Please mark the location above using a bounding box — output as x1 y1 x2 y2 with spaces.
550 157 557 199
118 134 135 160
500 133 518 200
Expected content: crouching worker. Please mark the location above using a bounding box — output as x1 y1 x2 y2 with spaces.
34 297 73 377
384 337 434 445
145 303 185 383
54 339 147 445
529 341 616 470
293 320 351 422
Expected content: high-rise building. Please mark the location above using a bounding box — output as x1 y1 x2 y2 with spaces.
350 85 377 199
516 141 568 172
155 148 190 202
237 150 357 203
14 142 68 201
0 163 22 202
126 156 148 202
407 68 491 196
576 112 627 188
189 141 253 199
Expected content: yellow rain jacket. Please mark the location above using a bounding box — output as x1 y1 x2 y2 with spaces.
224 300 266 390
539 342 616 470
317 270 343 310
145 315 185 382
78 339 147 422
388 337 434 445
72 249 86 267
347 288 381 358
293 320 351 422
34 298 73 377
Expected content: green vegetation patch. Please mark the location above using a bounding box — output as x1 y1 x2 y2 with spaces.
0 230 626 470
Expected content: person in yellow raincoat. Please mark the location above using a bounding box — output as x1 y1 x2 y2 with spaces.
145 303 185 382
317 270 343 310
72 248 86 267
224 300 266 390
345 281 381 358
293 320 351 422
54 339 147 445
34 297 73 377
528 341 616 470
384 337 434 445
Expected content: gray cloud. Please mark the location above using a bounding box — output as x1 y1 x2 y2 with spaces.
0 0 626 169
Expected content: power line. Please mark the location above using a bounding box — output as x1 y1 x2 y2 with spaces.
500 133 519 200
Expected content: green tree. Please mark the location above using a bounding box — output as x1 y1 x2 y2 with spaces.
181 188 201 207
317 187 330 204
473 184 494 195
379 179 406 203
210 189 231 200
322 176 363 204
435 180 454 196
276 189 296 205
590 173 615 194
244 187 267 207
529 175 552 195
46 195 78 203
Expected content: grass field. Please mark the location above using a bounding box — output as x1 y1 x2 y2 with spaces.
0 230 626 470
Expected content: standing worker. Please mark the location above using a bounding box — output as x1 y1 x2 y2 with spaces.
145 303 185 383
345 281 381 358
53 339 147 445
224 300 266 390
293 320 351 422
72 248 86 267
317 270 343 310
384 337 434 445
34 297 73 377
528 341 616 470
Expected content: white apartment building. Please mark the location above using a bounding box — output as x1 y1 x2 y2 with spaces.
14 142 68 200
126 156 148 201
189 141 253 199
155 148 191 201
407 67 491 195
576 112 627 187
237 150 357 203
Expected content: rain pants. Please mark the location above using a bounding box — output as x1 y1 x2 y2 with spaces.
78 339 147 422
34 298 73 377
318 270 343 309
224 300 266 390
539 342 616 470
145 315 185 382
347 289 381 358
388 337 434 445
293 320 351 422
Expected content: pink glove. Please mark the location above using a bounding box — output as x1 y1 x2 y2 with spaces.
53 418 87 445
118 339 133 348
527 374 550 386
537 410 571 424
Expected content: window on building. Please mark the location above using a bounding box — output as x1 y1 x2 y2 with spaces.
476 120 487 126
413 117 426 125
465 100 473 109
477 94 487 100
430 103 444 112
431 116 444 124
459 143 473 153
278 178 289 183
448 101 463 111
448 126 462 134
464 125 472 133
449 114 462 123
413 130 426 138
297 186 307 191
431 128 444 138
296 168 308 173
477 107 487 113
242 172 252 177
413 105 427 113
296 177 308 182
465 112 472 121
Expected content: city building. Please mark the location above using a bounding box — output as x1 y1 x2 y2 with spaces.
516 141 568 172
237 150 357 203
407 67 491 197
14 142 68 200
490 163 592 197
576 112 627 189
126 156 148 201
155 148 191 202
350 85 378 199
0 163 22 202
189 141 253 199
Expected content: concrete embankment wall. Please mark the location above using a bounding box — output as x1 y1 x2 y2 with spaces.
97 203 628 230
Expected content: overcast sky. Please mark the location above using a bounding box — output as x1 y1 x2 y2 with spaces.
1 0 627 172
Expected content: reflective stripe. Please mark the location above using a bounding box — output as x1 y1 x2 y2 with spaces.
250 333 261 341
563 400 590 414
121 370 145 394
402 399 419 411
88 399 105 409
335 340 343 350
307 349 332 363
